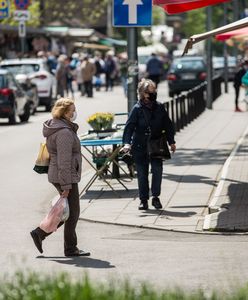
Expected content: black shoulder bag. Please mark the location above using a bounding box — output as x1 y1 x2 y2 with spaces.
142 108 171 160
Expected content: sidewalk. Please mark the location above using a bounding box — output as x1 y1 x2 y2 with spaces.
79 87 248 233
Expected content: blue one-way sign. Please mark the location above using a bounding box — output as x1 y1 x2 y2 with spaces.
113 0 152 27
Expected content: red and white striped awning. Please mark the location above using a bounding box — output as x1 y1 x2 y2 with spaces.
153 0 230 14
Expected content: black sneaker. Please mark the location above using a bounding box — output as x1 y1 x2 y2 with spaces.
65 249 91 257
138 201 148 210
30 230 43 253
152 197 162 209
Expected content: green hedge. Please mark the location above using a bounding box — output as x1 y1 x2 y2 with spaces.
0 272 248 300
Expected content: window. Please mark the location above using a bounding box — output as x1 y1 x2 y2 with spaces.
1 64 40 75
0 75 7 88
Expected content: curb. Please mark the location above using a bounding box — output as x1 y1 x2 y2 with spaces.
203 123 248 230
79 216 248 236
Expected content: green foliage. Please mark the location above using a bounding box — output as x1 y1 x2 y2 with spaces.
183 8 206 37
152 6 165 26
2 271 248 300
43 0 108 27
0 0 40 27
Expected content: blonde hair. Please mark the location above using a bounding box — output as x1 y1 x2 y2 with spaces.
51 98 74 119
138 78 156 99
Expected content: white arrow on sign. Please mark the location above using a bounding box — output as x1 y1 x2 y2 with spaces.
123 0 143 24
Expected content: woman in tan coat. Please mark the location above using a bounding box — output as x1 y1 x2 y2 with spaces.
30 98 90 257
81 56 96 98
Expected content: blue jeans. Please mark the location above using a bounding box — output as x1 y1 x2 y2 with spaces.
135 158 163 202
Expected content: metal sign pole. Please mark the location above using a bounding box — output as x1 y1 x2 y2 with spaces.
127 27 138 113
19 21 26 56
206 6 213 109
223 2 228 93
113 0 152 112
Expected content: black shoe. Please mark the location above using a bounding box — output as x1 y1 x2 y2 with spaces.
65 250 91 257
138 201 148 210
30 230 43 253
152 197 162 209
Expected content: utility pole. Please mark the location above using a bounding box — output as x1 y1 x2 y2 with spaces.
127 27 138 112
206 6 213 109
107 0 113 37
223 2 228 93
233 0 239 58
39 0 45 26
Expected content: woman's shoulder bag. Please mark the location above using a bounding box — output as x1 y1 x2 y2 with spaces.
33 142 50 174
142 108 171 160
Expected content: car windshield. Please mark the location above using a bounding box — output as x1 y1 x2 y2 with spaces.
172 59 205 71
0 75 7 88
1 64 40 75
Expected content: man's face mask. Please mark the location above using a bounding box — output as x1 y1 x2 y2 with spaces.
148 92 157 102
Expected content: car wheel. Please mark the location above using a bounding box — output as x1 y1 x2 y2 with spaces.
9 105 17 125
19 102 30 122
31 88 39 115
30 102 36 115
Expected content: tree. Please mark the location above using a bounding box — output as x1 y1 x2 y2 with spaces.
42 0 108 27
182 8 206 37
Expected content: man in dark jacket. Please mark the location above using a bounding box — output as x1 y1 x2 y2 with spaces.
122 79 176 210
146 53 163 87
233 59 248 112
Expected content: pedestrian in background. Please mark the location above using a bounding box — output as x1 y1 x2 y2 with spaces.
55 55 67 98
122 79 176 210
94 51 105 91
65 57 74 98
81 56 96 98
75 55 84 96
146 53 163 87
119 53 128 97
104 52 117 91
233 59 248 112
30 98 90 257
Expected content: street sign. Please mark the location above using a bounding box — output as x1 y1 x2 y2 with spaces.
14 0 30 10
19 21 26 37
0 0 9 19
14 10 30 21
113 0 152 27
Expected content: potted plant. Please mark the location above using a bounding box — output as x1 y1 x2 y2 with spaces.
87 112 115 136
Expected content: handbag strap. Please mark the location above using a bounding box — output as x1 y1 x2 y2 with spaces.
141 108 151 136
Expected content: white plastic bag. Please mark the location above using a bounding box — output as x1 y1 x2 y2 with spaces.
40 197 70 233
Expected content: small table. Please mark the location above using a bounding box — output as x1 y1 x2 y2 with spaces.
80 138 129 197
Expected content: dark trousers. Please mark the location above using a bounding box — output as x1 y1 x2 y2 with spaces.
234 85 240 108
148 75 160 87
84 80 93 97
135 158 163 202
35 183 80 255
105 73 114 91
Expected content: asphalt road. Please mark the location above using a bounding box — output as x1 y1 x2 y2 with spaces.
1 84 248 293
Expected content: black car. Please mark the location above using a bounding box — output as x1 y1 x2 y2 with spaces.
0 69 30 124
167 56 207 97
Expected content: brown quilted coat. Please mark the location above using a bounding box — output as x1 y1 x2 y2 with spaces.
43 118 82 190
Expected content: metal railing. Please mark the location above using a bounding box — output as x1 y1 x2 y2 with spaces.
164 76 222 132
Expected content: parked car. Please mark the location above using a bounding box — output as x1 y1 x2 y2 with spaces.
15 74 38 115
167 56 207 97
212 56 237 81
0 69 30 124
0 58 56 111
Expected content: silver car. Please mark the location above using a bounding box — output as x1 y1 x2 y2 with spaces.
1 58 56 111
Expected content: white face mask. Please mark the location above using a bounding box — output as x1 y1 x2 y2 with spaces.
70 111 77 122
